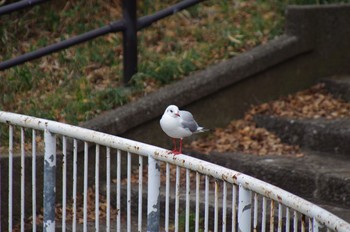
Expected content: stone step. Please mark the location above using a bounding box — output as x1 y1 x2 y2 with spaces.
189 150 350 222
322 75 350 101
254 114 350 156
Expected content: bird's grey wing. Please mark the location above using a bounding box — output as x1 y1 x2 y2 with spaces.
179 110 199 132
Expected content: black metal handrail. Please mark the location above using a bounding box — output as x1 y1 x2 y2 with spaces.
0 0 49 16
0 0 204 84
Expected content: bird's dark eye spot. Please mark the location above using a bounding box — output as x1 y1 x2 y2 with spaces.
170 110 173 113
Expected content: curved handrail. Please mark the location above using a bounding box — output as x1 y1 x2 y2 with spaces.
1 110 349 231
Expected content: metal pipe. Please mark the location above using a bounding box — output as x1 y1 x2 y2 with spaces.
137 0 204 30
232 184 237 232
95 145 100 231
185 169 190 232
106 147 111 231
122 0 137 84
32 129 37 232
72 139 78 231
204 175 209 232
8 125 13 231
116 150 122 231
253 193 258 231
116 150 121 231
83 142 88 232
195 172 200 232
174 166 180 232
222 181 227 232
62 136 67 232
20 127 25 232
278 203 283 232
127 152 131 232
0 21 124 70
138 155 143 231
238 185 252 232
262 197 267 232
0 0 48 16
165 163 170 231
286 207 290 232
43 129 56 232
147 154 160 232
214 180 219 232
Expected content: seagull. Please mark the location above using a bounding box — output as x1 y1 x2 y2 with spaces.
160 105 208 155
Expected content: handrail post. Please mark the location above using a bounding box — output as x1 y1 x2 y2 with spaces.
147 155 160 232
122 0 137 84
43 129 56 232
238 185 252 232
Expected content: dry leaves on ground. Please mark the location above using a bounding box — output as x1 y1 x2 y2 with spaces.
246 83 350 120
13 187 118 230
189 83 350 156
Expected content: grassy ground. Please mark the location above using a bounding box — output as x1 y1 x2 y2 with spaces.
0 0 349 124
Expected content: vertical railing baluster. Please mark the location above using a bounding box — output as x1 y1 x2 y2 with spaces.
62 136 67 232
238 185 252 232
138 155 143 231
0 128 2 231
195 172 200 232
8 125 13 231
116 150 121 231
294 211 298 232
308 218 312 232
232 184 237 232
204 175 209 232
43 129 56 232
286 207 290 232
106 147 111 231
147 154 160 232
72 139 78 231
222 181 227 232
31 130 37 232
262 197 267 232
214 180 219 232
127 152 132 232
253 193 258 231
174 166 180 232
278 203 283 232
83 142 88 232
312 218 319 232
95 144 100 232
165 163 170 232
185 169 190 232
270 200 275 232
20 127 25 232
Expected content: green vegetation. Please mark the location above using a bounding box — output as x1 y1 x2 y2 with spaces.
1 0 349 124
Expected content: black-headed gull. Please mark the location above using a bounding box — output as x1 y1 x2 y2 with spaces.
160 105 208 155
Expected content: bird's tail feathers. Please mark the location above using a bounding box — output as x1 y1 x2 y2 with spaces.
195 127 210 134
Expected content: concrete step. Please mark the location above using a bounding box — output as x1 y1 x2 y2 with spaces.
254 114 350 156
322 75 350 101
189 150 350 223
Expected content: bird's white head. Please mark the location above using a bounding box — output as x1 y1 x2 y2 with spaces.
165 105 180 118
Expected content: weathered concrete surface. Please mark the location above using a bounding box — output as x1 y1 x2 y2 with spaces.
255 115 350 156
322 75 350 101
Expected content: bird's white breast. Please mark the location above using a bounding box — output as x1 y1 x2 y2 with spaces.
160 113 192 139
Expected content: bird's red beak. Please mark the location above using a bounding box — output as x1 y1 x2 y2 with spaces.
175 113 180 117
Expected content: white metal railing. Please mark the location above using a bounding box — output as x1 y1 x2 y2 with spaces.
0 110 350 232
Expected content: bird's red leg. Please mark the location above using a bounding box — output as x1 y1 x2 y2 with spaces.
172 138 177 152
178 138 183 154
